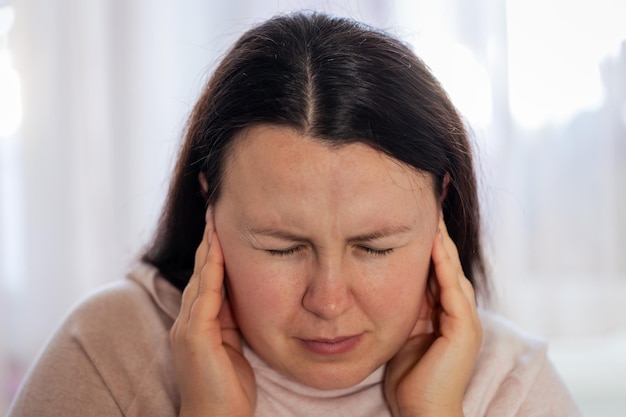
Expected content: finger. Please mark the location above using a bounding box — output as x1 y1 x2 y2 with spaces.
177 213 214 325
437 217 462 273
410 304 434 337
431 219 463 292
219 296 243 352
187 230 226 346
193 207 215 278
426 269 442 336
384 333 436 415
438 218 478 309
431 218 473 319
218 289 239 332
459 275 478 310
426 266 440 309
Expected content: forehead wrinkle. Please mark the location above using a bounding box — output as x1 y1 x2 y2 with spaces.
245 225 309 242
220 125 437 240
347 225 413 242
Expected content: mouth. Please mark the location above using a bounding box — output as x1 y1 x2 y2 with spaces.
298 334 364 355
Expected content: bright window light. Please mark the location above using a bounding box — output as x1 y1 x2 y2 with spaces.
0 48 22 137
0 5 21 138
423 42 493 129
507 0 626 129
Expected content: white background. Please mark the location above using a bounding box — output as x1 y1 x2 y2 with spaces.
1 0 625 415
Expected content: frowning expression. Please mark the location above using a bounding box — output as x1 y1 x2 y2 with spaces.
213 124 440 390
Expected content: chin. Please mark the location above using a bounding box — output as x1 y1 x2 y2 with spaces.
291 363 380 391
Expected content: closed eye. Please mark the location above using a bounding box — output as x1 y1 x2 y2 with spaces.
266 246 303 257
266 246 394 257
357 246 394 256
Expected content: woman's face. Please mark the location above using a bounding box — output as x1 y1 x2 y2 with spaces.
213 125 440 390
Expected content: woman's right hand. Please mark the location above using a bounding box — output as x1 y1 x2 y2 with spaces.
170 210 256 417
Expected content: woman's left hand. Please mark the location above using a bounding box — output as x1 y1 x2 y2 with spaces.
384 216 483 417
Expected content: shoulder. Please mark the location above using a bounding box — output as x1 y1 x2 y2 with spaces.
9 263 182 417
61 263 180 392
68 275 153 328
478 310 547 365
66 263 178 342
463 310 581 417
471 310 549 399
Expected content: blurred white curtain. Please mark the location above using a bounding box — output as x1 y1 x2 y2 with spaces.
0 0 393 411
0 0 215 408
1 0 625 415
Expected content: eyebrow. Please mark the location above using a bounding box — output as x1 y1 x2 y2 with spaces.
245 225 413 243
246 227 309 242
347 225 413 242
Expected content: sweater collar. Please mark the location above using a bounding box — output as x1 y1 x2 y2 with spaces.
244 342 386 398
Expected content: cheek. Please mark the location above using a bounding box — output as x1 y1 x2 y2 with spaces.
365 248 431 327
221 244 302 327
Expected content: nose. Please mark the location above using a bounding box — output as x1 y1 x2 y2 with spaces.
301 258 355 320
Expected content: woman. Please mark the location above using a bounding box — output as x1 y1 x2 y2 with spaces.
8 12 580 417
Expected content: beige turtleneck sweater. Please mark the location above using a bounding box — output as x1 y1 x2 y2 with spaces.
7 263 581 417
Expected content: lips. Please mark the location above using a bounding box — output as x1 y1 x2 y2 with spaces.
299 334 364 355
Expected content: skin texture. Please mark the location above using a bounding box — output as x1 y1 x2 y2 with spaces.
170 125 482 417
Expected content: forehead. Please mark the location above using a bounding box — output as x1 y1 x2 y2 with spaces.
217 125 438 232
223 124 433 193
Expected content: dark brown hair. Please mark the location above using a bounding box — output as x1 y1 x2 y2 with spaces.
142 12 488 300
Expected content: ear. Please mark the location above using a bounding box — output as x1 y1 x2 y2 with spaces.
198 172 209 198
439 172 451 204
